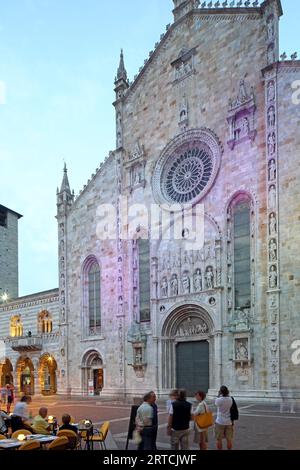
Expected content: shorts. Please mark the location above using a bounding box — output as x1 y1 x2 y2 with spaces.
215 423 234 441
7 396 13 404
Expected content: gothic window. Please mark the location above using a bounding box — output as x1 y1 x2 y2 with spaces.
233 200 251 310
38 311 53 334
138 239 150 322
10 315 23 337
88 262 101 334
152 129 222 206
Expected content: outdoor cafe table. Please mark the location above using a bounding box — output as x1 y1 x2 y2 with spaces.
0 434 58 450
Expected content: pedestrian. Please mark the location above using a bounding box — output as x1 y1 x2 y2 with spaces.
193 391 210 450
136 391 157 450
215 385 234 450
10 395 33 433
6 383 14 414
167 389 192 450
166 389 179 414
1 386 7 410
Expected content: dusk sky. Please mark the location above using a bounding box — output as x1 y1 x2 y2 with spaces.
0 0 299 297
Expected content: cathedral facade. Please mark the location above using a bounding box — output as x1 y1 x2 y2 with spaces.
1 0 300 400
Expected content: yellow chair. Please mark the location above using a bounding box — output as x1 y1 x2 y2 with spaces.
0 435 6 440
18 440 40 451
70 416 75 424
90 421 110 450
11 429 32 439
48 436 69 451
57 429 78 450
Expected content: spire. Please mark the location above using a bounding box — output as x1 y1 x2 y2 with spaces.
116 49 127 82
60 163 71 194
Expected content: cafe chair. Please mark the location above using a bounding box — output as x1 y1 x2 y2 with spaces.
48 436 69 451
18 440 40 451
57 429 79 450
12 429 32 439
0 435 6 440
90 421 110 450
78 419 93 450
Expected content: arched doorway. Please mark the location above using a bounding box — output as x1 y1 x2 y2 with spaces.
81 350 104 396
0 359 13 387
17 357 34 395
161 304 215 396
39 354 57 396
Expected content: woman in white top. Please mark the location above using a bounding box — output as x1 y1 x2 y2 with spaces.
215 385 233 450
193 391 209 451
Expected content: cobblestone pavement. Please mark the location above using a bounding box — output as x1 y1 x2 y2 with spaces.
3 396 300 450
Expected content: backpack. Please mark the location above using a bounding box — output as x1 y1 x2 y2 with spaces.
230 397 239 422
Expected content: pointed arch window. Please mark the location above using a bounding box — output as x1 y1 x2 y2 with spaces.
38 311 53 334
88 263 101 334
232 199 251 310
138 239 151 322
10 315 23 337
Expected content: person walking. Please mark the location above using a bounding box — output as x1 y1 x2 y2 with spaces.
6 384 14 414
215 385 234 450
167 389 192 450
193 391 210 450
136 391 157 451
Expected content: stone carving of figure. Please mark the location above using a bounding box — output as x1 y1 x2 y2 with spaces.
268 81 275 102
235 309 250 331
228 269 232 286
182 272 190 294
236 341 249 361
269 185 276 209
133 271 138 288
268 106 275 127
269 159 276 181
173 253 181 268
269 265 277 289
267 44 275 64
205 267 214 290
241 117 250 136
161 278 168 297
269 213 277 236
133 291 138 307
193 269 202 292
269 239 277 262
267 17 274 40
61 308 65 323
133 165 143 185
271 342 278 355
268 132 276 156
170 275 178 297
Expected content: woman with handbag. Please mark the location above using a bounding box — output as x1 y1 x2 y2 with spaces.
193 391 212 451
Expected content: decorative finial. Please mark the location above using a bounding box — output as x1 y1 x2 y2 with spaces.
252 0 259 6
201 1 206 6
244 0 250 6
214 1 220 7
237 0 243 6
291 52 298 61
207 1 213 7
280 52 287 61
222 1 228 6
230 1 235 7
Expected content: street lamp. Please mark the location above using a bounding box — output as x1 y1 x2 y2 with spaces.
1 291 8 303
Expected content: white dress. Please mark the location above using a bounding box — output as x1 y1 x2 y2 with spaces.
193 401 208 442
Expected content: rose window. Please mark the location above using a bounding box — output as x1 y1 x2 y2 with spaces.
152 129 222 206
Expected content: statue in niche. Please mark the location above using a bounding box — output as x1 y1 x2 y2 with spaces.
271 311 278 324
269 265 277 289
173 253 181 268
267 17 275 40
193 269 202 292
241 117 250 136
205 267 214 290
271 342 278 356
133 291 138 307
268 132 276 156
269 295 277 309
61 308 65 323
268 159 276 181
182 272 190 294
133 164 143 185
133 271 138 288
228 269 232 286
269 185 276 209
267 81 275 102
268 106 276 127
161 278 168 297
117 132 122 148
205 244 213 260
170 275 178 297
271 361 277 374
227 250 232 264
267 44 275 64
270 328 277 341
269 213 277 236
235 340 249 361
269 239 277 262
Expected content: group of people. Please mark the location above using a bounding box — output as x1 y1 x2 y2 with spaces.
0 394 78 437
135 386 237 451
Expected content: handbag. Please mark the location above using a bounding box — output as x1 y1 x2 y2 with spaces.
194 403 214 429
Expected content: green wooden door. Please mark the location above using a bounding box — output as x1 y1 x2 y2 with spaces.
176 341 209 395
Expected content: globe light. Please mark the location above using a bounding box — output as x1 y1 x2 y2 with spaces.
17 434 26 442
